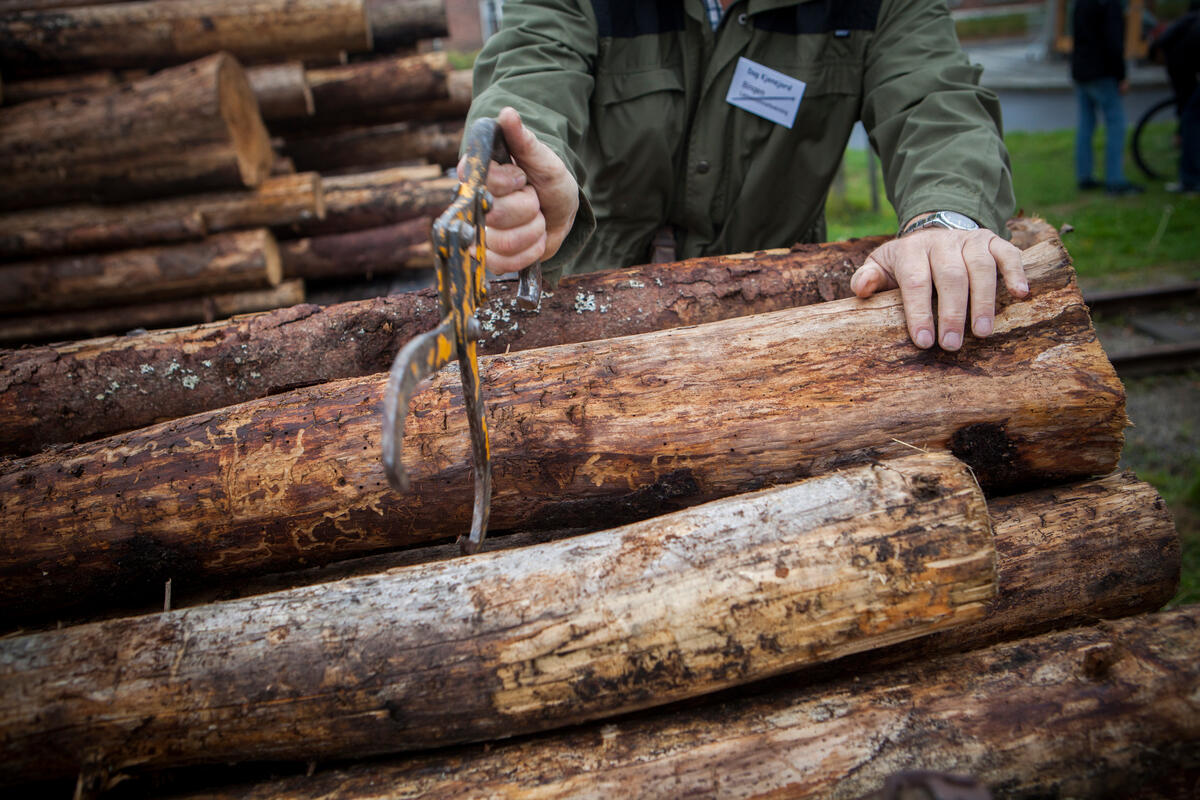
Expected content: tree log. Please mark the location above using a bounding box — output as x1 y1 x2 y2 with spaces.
279 217 431 280
0 229 282 314
0 239 1126 622
0 235 883 457
0 68 125 104
0 281 304 346
165 606 1200 800
282 119 464 172
245 62 313 119
0 53 273 211
186 470 1180 647
287 167 454 236
0 173 324 261
0 219 1056 458
306 52 451 115
304 67 473 128
0 0 372 70
0 453 997 785
365 0 447 51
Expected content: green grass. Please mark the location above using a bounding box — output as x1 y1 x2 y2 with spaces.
954 13 1033 42
826 128 1200 607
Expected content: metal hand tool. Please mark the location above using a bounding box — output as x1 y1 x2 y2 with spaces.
382 117 542 554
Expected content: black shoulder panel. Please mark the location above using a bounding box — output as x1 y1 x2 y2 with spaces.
590 0 688 38
753 0 883 34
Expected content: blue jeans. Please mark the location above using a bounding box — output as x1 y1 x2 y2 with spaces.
1075 78 1128 187
1182 84 1200 189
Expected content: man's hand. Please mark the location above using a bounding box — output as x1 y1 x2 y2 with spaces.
850 228 1028 351
458 106 579 274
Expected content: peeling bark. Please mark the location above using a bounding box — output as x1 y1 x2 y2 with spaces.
165 606 1200 800
0 453 996 785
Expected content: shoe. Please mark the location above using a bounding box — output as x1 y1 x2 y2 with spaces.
1077 179 1103 191
1166 182 1199 195
1106 182 1145 195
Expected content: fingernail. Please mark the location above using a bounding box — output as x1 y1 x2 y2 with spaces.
850 273 861 293
974 316 993 336
942 331 961 350
1017 282 1029 295
915 329 934 348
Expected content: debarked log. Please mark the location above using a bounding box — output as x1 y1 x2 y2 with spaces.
0 229 282 314
0 281 305 347
281 119 463 172
306 52 451 114
189 470 1180 649
0 173 324 261
0 453 997 785
245 62 314 119
285 167 455 236
0 53 273 211
0 239 1125 621
0 0 372 70
278 217 431 280
168 606 1200 800
0 234 884 455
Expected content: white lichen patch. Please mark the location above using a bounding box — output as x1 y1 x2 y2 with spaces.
479 300 520 340
202 360 213 368
164 360 181 376
574 292 597 313
139 364 155 374
627 279 645 289
181 375 200 390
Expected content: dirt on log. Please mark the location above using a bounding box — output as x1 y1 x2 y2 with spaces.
0 235 883 455
0 239 1125 623
163 606 1200 800
0 453 996 785
0 53 274 211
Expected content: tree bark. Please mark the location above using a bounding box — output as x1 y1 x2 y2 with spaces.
0 229 282 314
163 606 1200 800
286 167 454 236
0 453 997 785
0 240 1126 622
0 68 126 104
0 173 324 261
281 119 464 172
364 0 447 51
0 235 882 456
0 281 304 347
246 62 313 120
0 53 273 210
0 0 372 70
0 219 1054 457
279 217 431 280
306 52 451 114
187 470 1181 646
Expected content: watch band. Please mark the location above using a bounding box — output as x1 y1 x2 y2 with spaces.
899 210 980 237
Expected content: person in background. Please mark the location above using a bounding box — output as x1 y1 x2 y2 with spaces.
1150 6 1200 194
1072 0 1144 194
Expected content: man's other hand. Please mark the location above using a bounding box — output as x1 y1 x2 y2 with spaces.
457 106 579 274
850 228 1028 351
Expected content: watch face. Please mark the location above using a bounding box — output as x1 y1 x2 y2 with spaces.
937 211 979 230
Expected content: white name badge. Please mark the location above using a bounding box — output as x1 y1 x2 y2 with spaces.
725 57 806 129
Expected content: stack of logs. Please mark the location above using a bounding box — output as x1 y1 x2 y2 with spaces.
0 0 467 344
0 218 1195 799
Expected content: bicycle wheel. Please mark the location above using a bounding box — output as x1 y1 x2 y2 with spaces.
1131 97 1180 181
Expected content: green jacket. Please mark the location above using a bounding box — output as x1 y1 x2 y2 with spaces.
468 0 1015 282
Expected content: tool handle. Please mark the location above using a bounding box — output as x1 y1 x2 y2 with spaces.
478 118 543 311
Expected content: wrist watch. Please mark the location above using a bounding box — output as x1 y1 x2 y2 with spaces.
899 210 980 237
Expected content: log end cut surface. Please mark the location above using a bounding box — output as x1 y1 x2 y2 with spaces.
216 52 274 188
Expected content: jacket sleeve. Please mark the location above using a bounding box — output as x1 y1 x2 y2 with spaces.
861 0 1015 237
465 0 599 276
